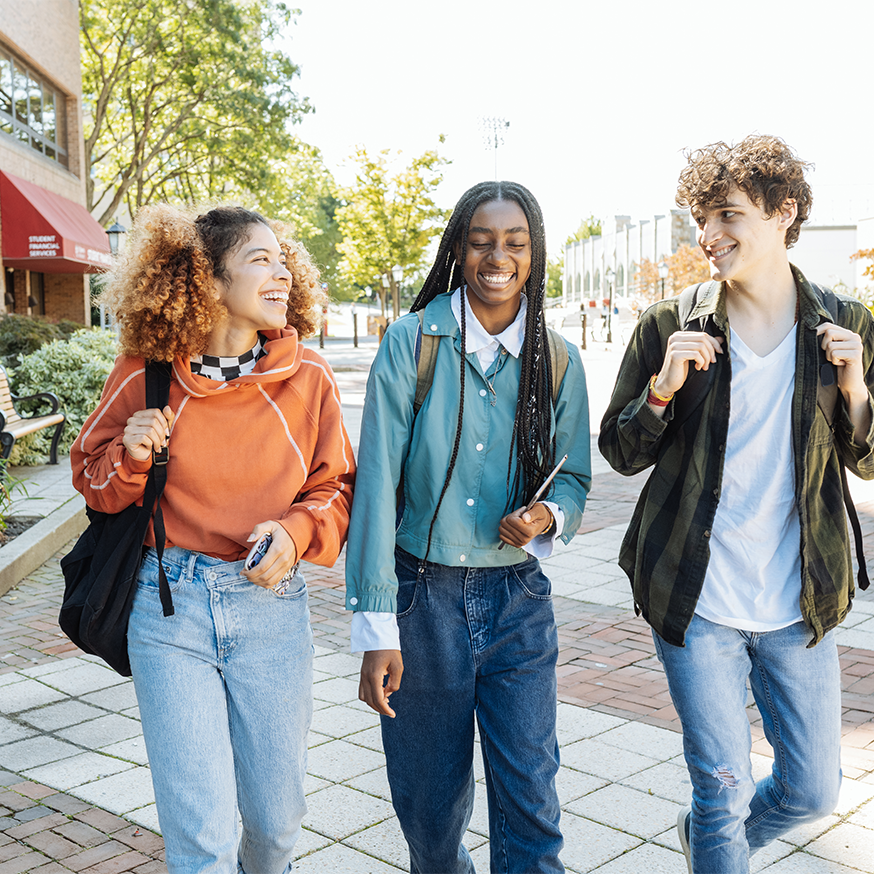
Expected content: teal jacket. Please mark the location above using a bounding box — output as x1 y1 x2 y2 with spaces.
345 292 592 614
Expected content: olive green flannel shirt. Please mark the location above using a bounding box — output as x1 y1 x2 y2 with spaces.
599 266 874 647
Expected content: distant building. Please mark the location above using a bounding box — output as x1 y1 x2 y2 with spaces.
564 210 874 305
563 211 695 306
0 0 110 324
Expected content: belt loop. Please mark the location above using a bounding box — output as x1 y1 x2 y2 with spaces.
185 549 198 584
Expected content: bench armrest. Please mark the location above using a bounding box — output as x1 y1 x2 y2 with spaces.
10 390 62 417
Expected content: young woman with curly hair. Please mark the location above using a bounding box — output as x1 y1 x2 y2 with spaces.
71 204 355 874
346 181 591 873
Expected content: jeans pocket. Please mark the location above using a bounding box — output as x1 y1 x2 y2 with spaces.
511 559 552 600
270 579 307 600
137 549 184 593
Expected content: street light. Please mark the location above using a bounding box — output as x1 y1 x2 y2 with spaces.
658 260 669 300
103 220 126 329
605 266 615 344
391 264 403 321
106 220 126 257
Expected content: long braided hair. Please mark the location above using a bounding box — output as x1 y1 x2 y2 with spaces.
410 181 555 555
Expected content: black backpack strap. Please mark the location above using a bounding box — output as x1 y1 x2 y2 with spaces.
144 361 174 616
808 284 869 590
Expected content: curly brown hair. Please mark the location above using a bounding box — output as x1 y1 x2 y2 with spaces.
99 204 326 362
675 135 813 248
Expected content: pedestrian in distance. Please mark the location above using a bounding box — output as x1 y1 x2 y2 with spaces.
599 135 874 873
345 181 591 873
71 204 355 874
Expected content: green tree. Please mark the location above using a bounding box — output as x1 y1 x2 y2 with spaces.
546 255 563 298
336 143 449 320
80 0 310 224
259 140 353 299
565 215 602 246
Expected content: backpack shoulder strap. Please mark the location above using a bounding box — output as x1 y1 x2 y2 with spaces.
668 282 720 432
414 310 439 415
545 327 569 405
144 360 174 617
677 282 703 329
812 283 840 426
806 284 868 590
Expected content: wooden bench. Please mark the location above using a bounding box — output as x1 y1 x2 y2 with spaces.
0 365 65 476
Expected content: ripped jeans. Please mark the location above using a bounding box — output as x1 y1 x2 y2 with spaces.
653 615 841 874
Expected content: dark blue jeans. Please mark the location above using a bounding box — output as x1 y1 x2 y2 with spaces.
381 547 564 874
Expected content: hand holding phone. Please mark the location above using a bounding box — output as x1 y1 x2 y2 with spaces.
244 532 272 571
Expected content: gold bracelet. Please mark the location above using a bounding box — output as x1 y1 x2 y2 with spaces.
649 374 674 403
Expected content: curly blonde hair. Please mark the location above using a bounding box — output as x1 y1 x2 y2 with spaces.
675 135 813 249
99 203 326 361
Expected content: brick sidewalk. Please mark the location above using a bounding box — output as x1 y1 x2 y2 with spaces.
2 463 874 871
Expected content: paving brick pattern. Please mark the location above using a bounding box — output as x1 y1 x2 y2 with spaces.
0 342 873 870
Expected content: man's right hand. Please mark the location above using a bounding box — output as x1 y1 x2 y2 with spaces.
653 331 724 401
359 649 403 718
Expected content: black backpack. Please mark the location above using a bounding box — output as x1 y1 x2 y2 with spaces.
59 361 176 675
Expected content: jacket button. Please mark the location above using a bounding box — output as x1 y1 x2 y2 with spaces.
713 489 719 498
350 597 358 605
479 389 487 397
703 530 711 539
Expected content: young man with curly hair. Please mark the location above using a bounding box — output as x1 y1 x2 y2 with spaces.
600 135 874 873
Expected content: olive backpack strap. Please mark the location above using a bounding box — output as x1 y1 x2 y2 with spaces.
545 327 569 405
414 311 439 415
809 283 869 590
668 281 720 432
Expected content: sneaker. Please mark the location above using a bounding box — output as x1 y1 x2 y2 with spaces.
677 804 692 873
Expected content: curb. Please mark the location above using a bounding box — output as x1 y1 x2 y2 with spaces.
0 494 87 596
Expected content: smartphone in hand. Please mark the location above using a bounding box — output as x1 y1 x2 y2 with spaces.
244 533 272 571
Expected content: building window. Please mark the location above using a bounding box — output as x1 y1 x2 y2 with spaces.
0 48 67 167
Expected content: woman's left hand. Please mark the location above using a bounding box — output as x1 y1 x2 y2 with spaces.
243 522 298 589
499 503 553 548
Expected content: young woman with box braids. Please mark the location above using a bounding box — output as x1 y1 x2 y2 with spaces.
346 181 591 872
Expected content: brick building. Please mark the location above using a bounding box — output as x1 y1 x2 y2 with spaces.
0 0 109 325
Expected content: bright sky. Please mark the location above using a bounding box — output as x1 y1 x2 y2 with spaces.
288 0 874 255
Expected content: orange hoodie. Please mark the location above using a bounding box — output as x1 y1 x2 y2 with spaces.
72 328 355 566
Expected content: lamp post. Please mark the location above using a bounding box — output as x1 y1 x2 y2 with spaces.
605 266 615 344
103 220 126 329
480 116 510 179
391 264 403 321
658 260 669 300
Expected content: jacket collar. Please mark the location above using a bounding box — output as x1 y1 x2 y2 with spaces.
421 292 461 338
686 263 831 332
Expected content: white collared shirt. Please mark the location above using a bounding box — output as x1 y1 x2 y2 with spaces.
351 289 564 654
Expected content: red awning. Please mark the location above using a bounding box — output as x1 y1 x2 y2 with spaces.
0 170 112 274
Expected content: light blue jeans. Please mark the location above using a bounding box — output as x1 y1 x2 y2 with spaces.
381 547 564 874
653 614 842 874
128 546 313 874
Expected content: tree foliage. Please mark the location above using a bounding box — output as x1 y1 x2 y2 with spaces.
80 0 310 224
565 215 602 246
546 255 563 298
852 248 874 280
634 245 710 303
258 140 353 299
336 144 449 315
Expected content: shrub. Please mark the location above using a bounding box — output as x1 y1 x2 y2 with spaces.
0 314 64 368
10 328 118 463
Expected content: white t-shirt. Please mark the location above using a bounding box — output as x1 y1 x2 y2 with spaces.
694 326 804 631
